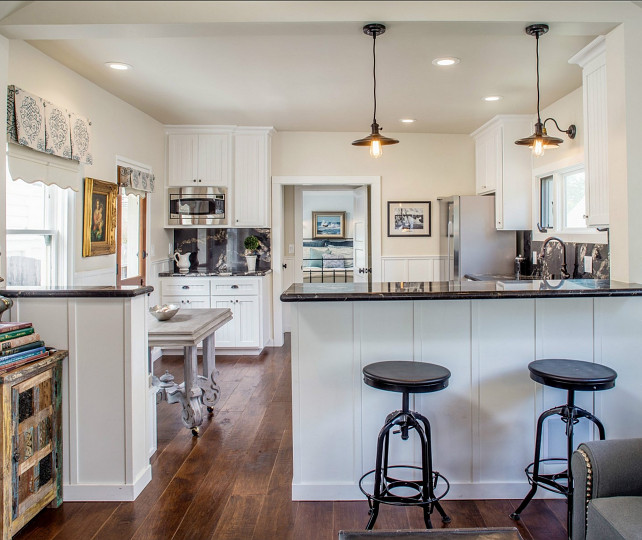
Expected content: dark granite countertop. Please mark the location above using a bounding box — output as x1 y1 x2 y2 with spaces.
280 279 642 302
0 285 153 298
158 270 272 277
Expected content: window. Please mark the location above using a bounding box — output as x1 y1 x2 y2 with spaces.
6 178 73 287
535 164 593 237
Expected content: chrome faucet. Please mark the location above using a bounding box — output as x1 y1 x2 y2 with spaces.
539 237 570 279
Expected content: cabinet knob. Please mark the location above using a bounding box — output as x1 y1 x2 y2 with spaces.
186 300 191 303
182 285 190 289
198 179 202 183
231 285 239 289
583 214 589 219
193 179 197 183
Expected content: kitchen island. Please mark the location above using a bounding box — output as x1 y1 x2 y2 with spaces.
281 280 642 500
1 285 154 501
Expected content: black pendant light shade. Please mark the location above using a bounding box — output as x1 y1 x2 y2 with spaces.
352 23 399 157
515 24 576 156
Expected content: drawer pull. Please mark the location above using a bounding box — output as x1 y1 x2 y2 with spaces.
231 285 239 289
182 285 190 290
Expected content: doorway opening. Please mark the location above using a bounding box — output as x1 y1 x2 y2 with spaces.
271 176 381 345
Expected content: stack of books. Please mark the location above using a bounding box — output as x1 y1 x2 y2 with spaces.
0 322 49 372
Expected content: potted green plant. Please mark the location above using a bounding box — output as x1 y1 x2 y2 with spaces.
243 235 260 273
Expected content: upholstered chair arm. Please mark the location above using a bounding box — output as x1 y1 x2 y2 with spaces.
571 438 642 540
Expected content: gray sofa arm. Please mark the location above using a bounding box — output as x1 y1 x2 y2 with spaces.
571 438 642 540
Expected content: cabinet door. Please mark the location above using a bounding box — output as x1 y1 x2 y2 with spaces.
212 296 236 347
475 138 488 194
162 295 210 309
168 134 198 186
234 133 270 227
197 134 231 186
235 296 260 348
584 60 608 227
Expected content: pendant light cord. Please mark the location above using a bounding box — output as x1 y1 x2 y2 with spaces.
372 31 377 124
535 32 542 124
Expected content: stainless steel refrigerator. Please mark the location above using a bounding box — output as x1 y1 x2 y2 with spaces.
439 195 516 281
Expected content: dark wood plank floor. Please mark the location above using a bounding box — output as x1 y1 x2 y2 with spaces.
16 336 567 539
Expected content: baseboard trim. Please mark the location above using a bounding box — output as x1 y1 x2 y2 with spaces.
63 465 152 502
291 481 565 501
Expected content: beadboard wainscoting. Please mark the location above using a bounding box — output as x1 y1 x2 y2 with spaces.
381 256 447 282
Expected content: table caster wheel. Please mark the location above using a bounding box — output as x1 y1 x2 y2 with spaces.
207 406 214 413
191 427 199 437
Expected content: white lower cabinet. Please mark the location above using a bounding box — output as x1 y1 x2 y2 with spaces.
212 295 260 348
160 275 271 352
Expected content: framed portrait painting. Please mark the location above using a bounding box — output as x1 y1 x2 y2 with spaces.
83 177 117 256
387 201 431 237
312 211 346 239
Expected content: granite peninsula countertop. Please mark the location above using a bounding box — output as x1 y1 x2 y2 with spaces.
280 279 642 302
0 285 153 298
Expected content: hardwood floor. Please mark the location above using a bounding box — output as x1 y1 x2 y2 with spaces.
15 336 567 539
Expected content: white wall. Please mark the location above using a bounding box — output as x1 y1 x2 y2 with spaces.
272 132 474 257
535 86 584 169
6 40 171 279
302 190 354 240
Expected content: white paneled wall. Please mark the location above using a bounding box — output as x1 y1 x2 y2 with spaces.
381 256 447 282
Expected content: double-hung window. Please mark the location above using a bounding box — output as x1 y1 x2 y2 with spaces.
6 178 73 287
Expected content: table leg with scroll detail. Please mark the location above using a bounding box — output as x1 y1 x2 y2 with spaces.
200 334 221 414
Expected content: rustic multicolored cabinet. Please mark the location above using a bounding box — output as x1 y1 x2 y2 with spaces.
0 351 65 538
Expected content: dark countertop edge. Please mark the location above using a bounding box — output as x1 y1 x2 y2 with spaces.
280 288 642 302
0 286 154 298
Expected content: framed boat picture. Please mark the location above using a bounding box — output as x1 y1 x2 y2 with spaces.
83 177 117 256
312 211 346 239
387 201 431 237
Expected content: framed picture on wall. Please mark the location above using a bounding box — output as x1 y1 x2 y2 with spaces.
83 177 117 256
312 211 346 239
387 201 431 237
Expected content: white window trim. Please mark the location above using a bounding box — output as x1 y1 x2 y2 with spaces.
531 155 608 244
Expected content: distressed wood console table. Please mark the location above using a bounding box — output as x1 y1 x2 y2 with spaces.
148 308 232 436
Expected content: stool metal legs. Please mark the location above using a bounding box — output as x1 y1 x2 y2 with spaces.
510 390 606 539
364 400 450 530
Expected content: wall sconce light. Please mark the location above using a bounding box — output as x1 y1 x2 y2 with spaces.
352 24 399 158
515 24 576 157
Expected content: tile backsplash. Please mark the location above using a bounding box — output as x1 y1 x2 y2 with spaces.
518 231 609 280
173 228 271 273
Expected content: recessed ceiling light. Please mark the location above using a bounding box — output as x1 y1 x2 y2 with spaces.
400 119 415 123
105 62 132 71
432 57 460 67
483 96 503 102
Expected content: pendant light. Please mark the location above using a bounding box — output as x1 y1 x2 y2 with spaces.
515 24 576 157
352 23 399 158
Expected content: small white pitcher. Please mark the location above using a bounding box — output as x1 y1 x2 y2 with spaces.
174 251 191 274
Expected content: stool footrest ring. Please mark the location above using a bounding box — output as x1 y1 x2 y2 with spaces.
359 465 450 507
525 457 569 496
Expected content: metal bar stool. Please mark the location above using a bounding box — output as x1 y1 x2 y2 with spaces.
360 361 452 530
510 359 617 537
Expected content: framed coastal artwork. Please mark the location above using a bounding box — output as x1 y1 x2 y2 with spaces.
387 201 431 237
83 177 117 256
312 211 346 239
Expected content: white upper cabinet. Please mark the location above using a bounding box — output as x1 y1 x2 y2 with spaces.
167 130 232 187
233 128 274 228
570 37 608 227
471 115 533 230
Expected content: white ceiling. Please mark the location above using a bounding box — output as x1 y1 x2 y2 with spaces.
0 1 633 134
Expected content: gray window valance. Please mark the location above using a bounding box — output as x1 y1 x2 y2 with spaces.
118 165 155 193
7 85 92 165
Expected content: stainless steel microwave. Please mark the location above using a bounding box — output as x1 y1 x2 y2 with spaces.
168 187 227 226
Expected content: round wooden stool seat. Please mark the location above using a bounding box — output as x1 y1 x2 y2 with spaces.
363 361 451 394
528 359 617 392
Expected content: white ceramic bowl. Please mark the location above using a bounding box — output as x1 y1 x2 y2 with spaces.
149 304 180 321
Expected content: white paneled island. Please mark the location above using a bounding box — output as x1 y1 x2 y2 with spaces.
281 280 642 500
